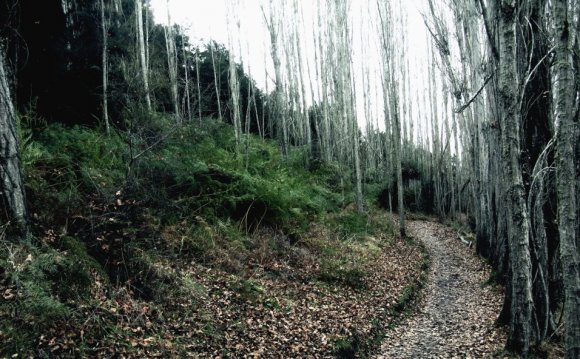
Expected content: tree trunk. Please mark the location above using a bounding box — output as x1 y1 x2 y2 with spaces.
164 1 180 123
100 0 110 133
182 43 192 123
393 92 405 237
265 1 288 159
195 51 202 123
551 0 580 356
209 42 223 120
228 50 242 147
0 47 27 236
498 0 535 354
135 0 151 111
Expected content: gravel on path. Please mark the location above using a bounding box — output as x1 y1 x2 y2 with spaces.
378 220 507 358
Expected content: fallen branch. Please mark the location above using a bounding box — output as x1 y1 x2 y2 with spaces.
458 234 473 248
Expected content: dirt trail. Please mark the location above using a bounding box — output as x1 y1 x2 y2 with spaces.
378 220 506 358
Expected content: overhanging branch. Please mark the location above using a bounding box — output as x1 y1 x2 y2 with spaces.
454 73 495 113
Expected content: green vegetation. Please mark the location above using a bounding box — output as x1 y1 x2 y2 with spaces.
318 258 368 290
3 117 416 356
334 332 364 358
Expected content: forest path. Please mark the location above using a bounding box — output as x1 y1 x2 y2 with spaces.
378 220 506 358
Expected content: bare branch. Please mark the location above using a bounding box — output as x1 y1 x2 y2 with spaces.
477 0 499 61
454 72 495 113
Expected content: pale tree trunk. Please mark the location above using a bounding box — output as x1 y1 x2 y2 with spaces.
224 2 242 146
349 50 364 215
195 51 202 123
61 0 73 71
429 49 443 218
144 1 150 76
301 2 317 155
264 1 288 159
209 42 223 120
498 0 535 354
293 0 311 156
0 48 27 236
316 0 332 162
551 0 580 356
164 1 180 123
182 43 192 122
378 0 405 236
333 0 364 213
228 51 242 147
393 90 405 237
135 0 151 111
100 0 110 133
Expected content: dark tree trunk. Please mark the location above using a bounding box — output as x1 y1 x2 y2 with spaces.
498 0 535 354
0 46 27 237
551 0 580 356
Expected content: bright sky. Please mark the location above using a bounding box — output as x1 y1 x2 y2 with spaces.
149 0 448 150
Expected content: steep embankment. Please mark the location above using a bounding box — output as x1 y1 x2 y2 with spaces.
378 220 507 358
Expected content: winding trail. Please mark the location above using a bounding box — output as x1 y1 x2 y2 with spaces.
378 220 506 358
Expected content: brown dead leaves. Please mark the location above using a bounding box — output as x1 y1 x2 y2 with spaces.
1 211 427 358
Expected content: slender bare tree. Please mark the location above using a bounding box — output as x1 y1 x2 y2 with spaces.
209 41 223 120
100 0 110 133
263 0 289 159
135 0 151 111
378 0 405 235
164 0 180 123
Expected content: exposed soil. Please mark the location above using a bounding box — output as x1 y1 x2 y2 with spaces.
378 220 507 358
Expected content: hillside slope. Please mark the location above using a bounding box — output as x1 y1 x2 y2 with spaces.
1 119 426 357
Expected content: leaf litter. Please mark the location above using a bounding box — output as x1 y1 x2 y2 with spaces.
2 215 507 358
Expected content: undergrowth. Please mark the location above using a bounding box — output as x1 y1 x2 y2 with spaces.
1 116 377 356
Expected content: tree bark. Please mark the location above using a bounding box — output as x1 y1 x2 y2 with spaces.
135 0 151 111
551 0 580 356
182 42 192 123
498 0 535 354
100 0 110 133
378 0 405 236
164 1 180 123
263 1 288 159
209 42 223 120
228 50 242 147
393 92 405 237
0 47 27 236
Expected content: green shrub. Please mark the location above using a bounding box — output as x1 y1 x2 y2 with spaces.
334 332 363 358
232 279 265 303
133 121 337 235
1 238 104 315
22 124 127 223
0 241 97 353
